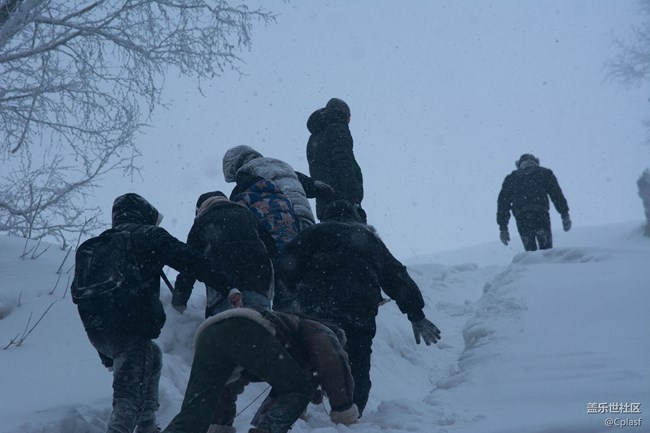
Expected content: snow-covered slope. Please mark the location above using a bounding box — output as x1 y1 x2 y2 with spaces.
0 221 648 433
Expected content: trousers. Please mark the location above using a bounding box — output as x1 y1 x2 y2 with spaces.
162 318 312 433
88 332 162 433
515 211 552 251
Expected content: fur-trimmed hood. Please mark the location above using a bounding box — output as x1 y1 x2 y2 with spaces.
193 307 276 351
224 147 315 224
222 145 263 183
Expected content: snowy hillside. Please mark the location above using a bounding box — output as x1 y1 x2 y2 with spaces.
0 221 648 433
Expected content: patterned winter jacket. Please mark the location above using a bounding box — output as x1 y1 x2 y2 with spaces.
223 145 316 226
231 176 299 259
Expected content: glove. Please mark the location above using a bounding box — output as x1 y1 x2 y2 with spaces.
562 214 572 232
411 318 441 345
313 180 336 199
499 229 510 246
172 304 187 314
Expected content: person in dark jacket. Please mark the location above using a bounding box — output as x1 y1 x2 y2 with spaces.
71 193 233 433
306 98 366 222
276 199 441 416
497 154 572 251
162 307 358 433
172 191 274 317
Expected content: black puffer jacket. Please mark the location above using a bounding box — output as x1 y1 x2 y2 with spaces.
277 200 425 322
497 164 570 229
173 197 273 314
73 193 232 339
306 106 364 219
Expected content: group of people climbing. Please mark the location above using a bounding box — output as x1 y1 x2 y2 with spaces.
71 98 441 433
71 96 573 433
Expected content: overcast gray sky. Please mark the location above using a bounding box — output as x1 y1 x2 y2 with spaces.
104 0 649 259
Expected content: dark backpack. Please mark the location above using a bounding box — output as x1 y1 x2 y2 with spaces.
71 228 140 304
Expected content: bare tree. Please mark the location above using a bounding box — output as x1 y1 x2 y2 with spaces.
0 0 275 246
605 0 650 142
607 2 650 232
638 169 650 236
606 0 650 86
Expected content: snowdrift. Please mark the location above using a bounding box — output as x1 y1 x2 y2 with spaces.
0 222 648 433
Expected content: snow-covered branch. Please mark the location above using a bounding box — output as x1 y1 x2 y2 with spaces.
0 0 275 246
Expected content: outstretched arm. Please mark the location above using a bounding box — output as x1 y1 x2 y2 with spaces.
547 172 569 217
144 226 234 296
496 178 513 230
376 241 441 345
295 171 336 200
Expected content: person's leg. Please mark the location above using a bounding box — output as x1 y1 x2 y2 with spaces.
164 318 311 433
163 322 240 433
343 320 376 417
88 333 154 433
210 376 250 427
135 342 163 432
515 214 538 251
535 212 553 250
224 319 312 433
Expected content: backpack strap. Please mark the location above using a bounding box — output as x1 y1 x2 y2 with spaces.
160 270 174 294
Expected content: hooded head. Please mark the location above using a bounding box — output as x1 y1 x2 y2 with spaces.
325 97 351 122
112 193 162 227
307 98 352 133
195 191 227 216
515 153 540 169
321 199 362 223
222 145 263 183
